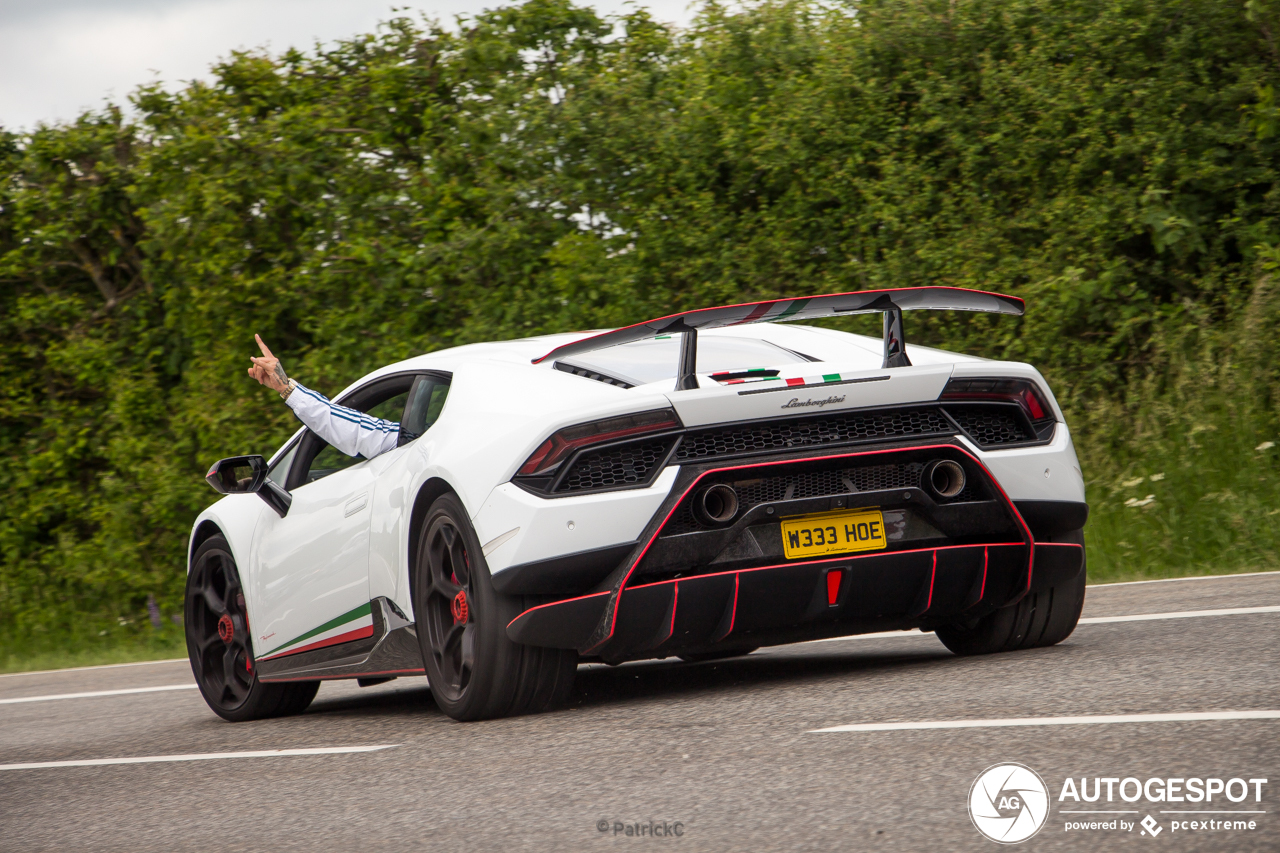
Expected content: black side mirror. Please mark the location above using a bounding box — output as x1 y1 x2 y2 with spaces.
206 455 266 494
205 455 291 517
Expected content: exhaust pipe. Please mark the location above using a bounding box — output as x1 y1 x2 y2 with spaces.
695 484 740 526
923 460 966 499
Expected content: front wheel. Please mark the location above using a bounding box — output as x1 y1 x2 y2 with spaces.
935 529 1086 656
185 535 319 722
413 494 577 721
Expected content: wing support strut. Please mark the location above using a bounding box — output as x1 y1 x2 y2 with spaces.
677 328 699 390
883 306 910 368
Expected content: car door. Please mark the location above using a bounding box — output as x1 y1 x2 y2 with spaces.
248 379 413 662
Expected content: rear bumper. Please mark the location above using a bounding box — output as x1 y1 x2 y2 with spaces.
508 541 1083 657
504 440 1085 661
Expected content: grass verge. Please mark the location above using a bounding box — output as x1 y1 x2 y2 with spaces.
0 630 187 675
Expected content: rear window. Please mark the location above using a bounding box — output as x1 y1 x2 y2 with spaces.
557 335 810 387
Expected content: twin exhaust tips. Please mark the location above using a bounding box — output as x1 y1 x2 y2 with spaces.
692 459 965 528
924 459 967 499
694 483 740 526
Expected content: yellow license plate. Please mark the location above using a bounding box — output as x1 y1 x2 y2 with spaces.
780 509 887 560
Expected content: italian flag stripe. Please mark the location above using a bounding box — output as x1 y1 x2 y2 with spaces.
717 371 877 388
260 601 373 659
771 299 808 321
267 625 375 659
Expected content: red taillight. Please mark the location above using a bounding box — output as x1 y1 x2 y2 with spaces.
940 378 1054 424
517 409 682 477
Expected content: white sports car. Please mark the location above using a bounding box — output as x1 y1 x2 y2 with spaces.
187 287 1087 722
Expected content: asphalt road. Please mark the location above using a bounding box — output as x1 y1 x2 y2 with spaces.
1 572 1277 853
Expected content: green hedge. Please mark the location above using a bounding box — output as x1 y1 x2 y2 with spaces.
3 0 1279 658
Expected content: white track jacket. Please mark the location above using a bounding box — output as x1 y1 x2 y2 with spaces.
285 383 400 459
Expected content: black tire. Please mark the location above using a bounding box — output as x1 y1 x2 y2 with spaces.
185 535 319 722
678 647 759 663
936 528 1086 656
413 493 577 721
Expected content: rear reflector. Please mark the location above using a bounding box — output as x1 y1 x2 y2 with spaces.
826 569 842 606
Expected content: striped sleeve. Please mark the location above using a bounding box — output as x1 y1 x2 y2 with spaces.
285 383 400 459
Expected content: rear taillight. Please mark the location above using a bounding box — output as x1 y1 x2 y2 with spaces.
940 378 1055 425
517 408 682 478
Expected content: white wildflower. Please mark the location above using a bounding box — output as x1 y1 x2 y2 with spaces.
1121 477 1146 488
1149 473 1165 482
1256 441 1275 452
1124 494 1156 508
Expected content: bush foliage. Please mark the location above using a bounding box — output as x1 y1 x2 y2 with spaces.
3 0 1280 657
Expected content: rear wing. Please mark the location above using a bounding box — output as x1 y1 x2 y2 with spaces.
532 286 1024 389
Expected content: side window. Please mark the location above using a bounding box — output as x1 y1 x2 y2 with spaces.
292 381 414 488
267 442 299 488
307 442 362 483
399 377 451 444
365 392 410 425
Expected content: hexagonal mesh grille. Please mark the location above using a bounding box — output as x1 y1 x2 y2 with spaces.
674 407 953 463
944 406 1031 446
555 439 675 493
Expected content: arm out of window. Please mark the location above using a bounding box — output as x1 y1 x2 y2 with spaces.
285 383 400 459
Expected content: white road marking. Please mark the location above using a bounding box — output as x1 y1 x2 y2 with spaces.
809 709 1280 733
1089 569 1280 588
1080 605 1280 624
0 658 187 679
800 604 1280 646
0 684 197 705
0 744 398 771
802 629 927 644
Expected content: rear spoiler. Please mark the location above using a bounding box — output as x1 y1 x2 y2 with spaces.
532 286 1024 389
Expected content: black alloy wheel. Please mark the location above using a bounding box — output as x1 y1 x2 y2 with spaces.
420 515 477 704
185 535 318 722
414 494 578 721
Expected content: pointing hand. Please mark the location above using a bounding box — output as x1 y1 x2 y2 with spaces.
247 334 290 394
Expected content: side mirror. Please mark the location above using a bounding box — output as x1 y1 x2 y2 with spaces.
206 455 266 494
205 455 291 518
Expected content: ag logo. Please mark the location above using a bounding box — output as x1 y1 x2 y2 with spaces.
968 763 1050 844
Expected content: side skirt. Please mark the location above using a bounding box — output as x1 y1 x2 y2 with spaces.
257 597 426 683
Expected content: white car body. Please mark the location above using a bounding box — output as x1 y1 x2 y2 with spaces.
191 301 1087 683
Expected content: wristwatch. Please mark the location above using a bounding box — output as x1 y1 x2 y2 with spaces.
279 378 298 400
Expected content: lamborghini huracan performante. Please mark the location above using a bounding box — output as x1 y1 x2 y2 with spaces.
188 287 1087 722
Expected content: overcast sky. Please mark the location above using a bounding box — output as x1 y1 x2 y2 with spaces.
0 0 696 131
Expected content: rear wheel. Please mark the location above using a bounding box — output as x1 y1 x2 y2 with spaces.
185 535 319 722
936 529 1086 656
414 494 577 721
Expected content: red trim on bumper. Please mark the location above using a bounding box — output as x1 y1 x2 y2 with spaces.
577 442 1036 655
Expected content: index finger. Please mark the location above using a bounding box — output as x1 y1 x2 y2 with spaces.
254 333 275 360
